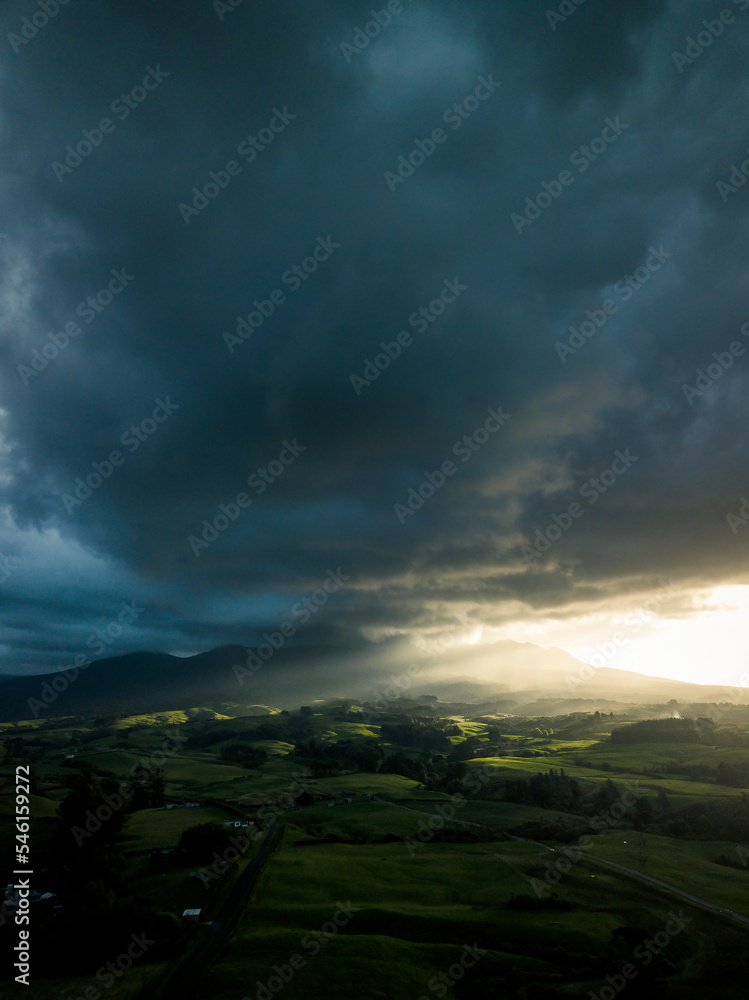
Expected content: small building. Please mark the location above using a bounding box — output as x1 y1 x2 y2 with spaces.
182 908 202 921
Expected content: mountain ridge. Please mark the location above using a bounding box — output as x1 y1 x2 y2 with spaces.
0 637 745 721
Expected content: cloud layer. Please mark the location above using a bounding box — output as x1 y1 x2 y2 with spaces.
0 0 748 676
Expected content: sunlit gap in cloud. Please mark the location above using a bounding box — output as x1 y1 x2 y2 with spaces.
397 580 749 690
474 583 749 689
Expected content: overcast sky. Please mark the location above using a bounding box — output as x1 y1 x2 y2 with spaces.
1 0 748 685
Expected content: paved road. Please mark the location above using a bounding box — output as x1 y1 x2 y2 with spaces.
509 834 749 927
161 822 280 999
211 822 279 933
581 853 749 925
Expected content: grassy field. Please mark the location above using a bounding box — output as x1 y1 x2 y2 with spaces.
581 831 749 913
202 830 748 1000
374 797 587 834
315 773 432 798
120 803 238 852
5 701 749 998
0 962 172 1000
468 753 749 804
125 861 210 915
225 771 432 809
273 801 467 843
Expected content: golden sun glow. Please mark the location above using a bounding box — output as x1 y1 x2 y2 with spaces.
451 583 749 689
551 583 749 688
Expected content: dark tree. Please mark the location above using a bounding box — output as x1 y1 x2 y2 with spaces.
178 822 235 863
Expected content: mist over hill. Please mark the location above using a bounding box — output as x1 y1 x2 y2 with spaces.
1 635 745 722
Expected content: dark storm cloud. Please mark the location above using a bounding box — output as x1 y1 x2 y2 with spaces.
0 0 748 671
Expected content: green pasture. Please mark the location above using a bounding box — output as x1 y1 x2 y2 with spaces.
119 803 238 852
467 754 749 803
581 831 749 914
203 831 741 1000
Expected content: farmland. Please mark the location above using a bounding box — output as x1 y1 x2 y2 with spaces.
2 697 749 997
